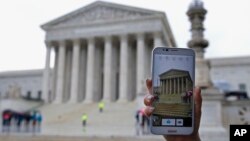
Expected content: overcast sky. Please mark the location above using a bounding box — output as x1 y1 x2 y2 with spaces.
0 0 250 72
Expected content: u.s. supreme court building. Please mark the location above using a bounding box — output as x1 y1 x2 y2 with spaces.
0 1 250 103
41 1 176 103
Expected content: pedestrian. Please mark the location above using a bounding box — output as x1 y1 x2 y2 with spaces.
31 111 37 132
98 101 105 113
36 112 42 132
139 108 145 135
2 110 11 133
81 113 88 127
24 112 32 132
16 113 23 132
135 110 140 135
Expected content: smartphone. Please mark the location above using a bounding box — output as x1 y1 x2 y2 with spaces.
150 47 195 135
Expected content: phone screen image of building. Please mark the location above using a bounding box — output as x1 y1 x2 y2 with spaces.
152 54 194 127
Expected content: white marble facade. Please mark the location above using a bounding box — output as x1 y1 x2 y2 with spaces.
0 70 43 100
41 1 176 103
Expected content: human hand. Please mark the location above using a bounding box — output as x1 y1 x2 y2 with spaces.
144 79 202 141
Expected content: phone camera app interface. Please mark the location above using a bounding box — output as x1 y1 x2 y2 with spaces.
152 54 194 127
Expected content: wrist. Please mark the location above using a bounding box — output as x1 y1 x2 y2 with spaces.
164 134 201 141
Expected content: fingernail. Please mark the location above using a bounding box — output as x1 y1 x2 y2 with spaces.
148 107 155 112
146 95 154 101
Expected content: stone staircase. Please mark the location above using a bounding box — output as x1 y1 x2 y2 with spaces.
153 103 192 117
38 102 139 136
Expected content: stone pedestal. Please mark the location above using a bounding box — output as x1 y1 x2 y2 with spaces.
199 88 228 141
195 58 212 88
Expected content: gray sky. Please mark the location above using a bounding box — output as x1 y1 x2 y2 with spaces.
0 0 250 72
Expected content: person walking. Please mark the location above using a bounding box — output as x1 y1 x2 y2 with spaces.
81 113 88 127
98 101 105 113
36 112 42 132
2 111 11 133
31 111 37 133
135 110 141 135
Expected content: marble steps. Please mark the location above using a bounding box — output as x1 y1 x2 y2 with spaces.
38 102 138 136
153 103 192 117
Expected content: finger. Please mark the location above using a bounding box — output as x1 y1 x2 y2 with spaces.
194 87 202 116
146 79 153 95
144 94 154 106
144 106 155 117
194 87 202 132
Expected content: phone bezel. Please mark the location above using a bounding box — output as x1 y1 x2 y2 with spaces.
150 47 195 135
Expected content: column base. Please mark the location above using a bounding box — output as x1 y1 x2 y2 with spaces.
67 99 78 104
102 99 113 103
83 99 93 104
116 98 128 103
53 100 62 104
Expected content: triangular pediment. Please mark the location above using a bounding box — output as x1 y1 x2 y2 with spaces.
41 1 164 29
159 69 191 79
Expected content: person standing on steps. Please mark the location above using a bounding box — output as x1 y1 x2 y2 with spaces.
81 113 88 127
98 101 105 113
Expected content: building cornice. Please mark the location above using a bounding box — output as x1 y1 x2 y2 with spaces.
208 56 250 67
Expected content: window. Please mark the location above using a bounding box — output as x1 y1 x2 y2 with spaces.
239 83 246 92
27 91 31 99
38 90 42 100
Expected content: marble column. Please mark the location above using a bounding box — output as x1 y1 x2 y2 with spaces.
51 47 59 102
177 78 180 94
85 38 95 102
165 79 167 94
78 43 87 102
182 77 184 93
173 78 176 94
64 46 73 102
186 78 188 91
154 32 163 47
42 42 51 103
119 35 129 101
103 36 113 102
69 39 80 103
161 81 163 94
162 80 164 94
54 40 66 103
164 80 166 94
170 78 172 94
166 79 168 94
136 33 146 95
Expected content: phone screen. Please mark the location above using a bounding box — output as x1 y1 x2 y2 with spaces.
152 52 194 127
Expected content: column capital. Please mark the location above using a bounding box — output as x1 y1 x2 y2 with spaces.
45 41 52 47
120 34 128 40
58 40 66 46
153 32 162 37
153 32 163 47
87 37 94 42
136 32 144 39
72 39 81 45
104 35 112 41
